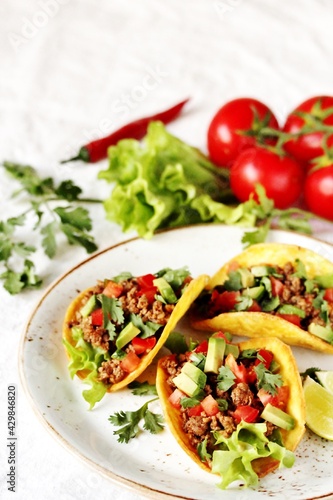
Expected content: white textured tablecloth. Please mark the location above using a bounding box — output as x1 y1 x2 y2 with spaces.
1 1 333 499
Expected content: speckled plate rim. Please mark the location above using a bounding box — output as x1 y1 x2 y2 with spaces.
18 224 333 500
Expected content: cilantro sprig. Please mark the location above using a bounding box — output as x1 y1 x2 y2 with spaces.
241 185 313 248
108 397 164 443
0 161 102 294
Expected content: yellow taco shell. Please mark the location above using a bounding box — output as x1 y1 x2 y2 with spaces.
192 243 333 354
156 336 305 479
63 273 209 393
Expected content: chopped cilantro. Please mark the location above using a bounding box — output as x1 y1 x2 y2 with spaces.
108 397 164 443
128 381 158 396
217 365 236 392
255 363 283 395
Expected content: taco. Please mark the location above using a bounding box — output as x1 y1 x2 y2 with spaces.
63 267 209 408
191 243 333 353
156 334 305 489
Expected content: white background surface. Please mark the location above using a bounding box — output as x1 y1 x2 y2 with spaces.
1 1 333 499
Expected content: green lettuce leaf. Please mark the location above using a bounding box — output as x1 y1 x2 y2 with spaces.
63 327 109 409
211 422 295 489
98 122 243 239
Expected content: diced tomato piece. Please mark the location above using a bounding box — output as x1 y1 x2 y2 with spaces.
211 290 240 313
324 288 333 302
137 286 157 304
91 308 103 326
233 405 259 423
275 313 302 327
183 276 193 285
246 366 257 384
258 386 289 411
227 261 240 272
201 395 220 416
270 276 285 297
102 280 123 298
132 336 157 355
213 331 231 342
225 353 248 383
136 273 156 288
194 340 209 353
247 300 262 312
120 351 141 373
187 404 203 417
136 274 158 303
254 349 274 369
168 388 186 409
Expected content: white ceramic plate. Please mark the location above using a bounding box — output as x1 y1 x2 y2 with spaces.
19 225 333 500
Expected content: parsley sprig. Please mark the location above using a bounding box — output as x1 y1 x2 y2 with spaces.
0 161 102 294
108 397 164 443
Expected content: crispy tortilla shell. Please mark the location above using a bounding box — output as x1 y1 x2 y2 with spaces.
156 336 305 478
192 243 333 354
63 274 209 392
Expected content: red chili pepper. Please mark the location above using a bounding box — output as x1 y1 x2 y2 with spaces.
61 98 190 164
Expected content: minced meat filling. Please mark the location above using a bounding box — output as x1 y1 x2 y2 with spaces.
71 277 177 386
161 355 278 450
203 261 333 329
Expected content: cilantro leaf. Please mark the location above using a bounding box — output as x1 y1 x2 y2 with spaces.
1 259 42 295
108 397 163 443
129 313 162 339
217 365 235 392
1 161 102 295
41 221 57 258
54 206 93 231
128 381 157 396
180 397 201 408
197 437 212 462
234 295 253 311
255 363 283 395
55 180 82 201
99 295 124 325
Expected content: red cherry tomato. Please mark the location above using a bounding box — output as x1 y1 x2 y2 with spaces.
304 166 333 221
230 146 305 209
283 96 333 162
207 97 279 168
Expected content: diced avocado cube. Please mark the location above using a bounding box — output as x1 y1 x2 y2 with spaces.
181 362 207 389
80 294 97 318
308 323 333 343
204 337 226 374
153 277 178 303
314 273 333 289
261 403 295 430
224 343 240 358
173 372 203 398
238 268 255 288
243 285 265 300
277 304 306 318
250 265 272 277
116 322 140 350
